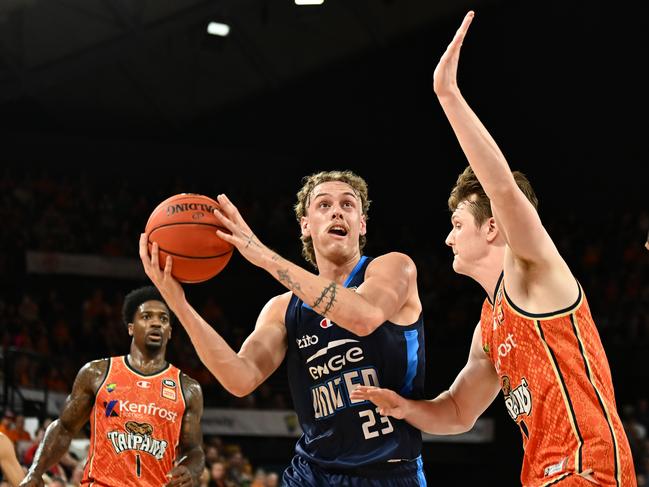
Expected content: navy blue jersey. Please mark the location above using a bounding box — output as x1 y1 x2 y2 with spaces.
285 256 426 469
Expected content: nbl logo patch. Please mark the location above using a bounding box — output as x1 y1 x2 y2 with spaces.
161 378 177 401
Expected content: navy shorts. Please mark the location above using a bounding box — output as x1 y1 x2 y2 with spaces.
282 454 427 487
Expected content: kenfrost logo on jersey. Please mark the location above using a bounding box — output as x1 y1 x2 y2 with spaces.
107 421 168 460
297 334 319 349
320 318 333 329
104 400 119 417
494 333 517 373
502 376 532 421
115 400 179 422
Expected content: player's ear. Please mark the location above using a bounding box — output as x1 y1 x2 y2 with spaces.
485 217 499 243
128 323 134 336
359 214 367 236
300 216 310 237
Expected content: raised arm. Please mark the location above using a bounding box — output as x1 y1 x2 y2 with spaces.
140 234 288 397
351 323 500 434
0 433 25 487
20 361 103 487
165 376 205 487
210 194 420 336
434 12 564 268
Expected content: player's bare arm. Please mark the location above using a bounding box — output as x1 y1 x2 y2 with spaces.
20 360 106 487
212 194 418 335
165 375 205 487
140 234 288 397
434 11 576 309
352 323 499 434
0 432 25 487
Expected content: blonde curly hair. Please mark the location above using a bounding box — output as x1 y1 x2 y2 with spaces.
294 170 371 268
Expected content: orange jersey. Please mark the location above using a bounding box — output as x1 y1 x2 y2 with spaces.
82 356 186 487
480 274 636 487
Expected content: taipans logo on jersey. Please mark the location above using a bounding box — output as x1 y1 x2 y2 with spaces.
136 380 151 389
106 383 117 393
320 318 333 329
161 378 177 401
107 421 169 460
502 376 532 421
104 400 119 417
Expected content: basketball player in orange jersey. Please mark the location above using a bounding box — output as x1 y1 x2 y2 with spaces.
19 286 205 487
351 10 636 487
0 432 24 486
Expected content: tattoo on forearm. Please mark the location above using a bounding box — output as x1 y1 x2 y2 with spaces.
243 233 260 249
313 282 337 316
271 253 280 262
277 269 302 292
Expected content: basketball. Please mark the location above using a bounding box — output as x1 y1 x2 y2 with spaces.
145 193 234 283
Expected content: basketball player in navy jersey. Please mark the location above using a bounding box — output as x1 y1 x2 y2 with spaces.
140 170 428 486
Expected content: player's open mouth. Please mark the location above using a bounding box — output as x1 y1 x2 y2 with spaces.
328 225 348 236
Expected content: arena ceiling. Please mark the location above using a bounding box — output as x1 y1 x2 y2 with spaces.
0 0 489 136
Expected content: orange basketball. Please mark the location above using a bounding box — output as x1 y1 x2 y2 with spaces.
145 193 234 283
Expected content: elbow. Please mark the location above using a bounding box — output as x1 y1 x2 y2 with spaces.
226 382 256 398
224 372 258 398
456 416 476 434
345 308 386 337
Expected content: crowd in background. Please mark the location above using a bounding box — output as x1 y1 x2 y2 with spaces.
1 167 648 484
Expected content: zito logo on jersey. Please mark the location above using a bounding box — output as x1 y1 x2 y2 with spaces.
107 421 169 460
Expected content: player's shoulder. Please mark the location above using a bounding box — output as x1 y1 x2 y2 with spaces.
179 371 201 390
263 291 293 315
179 372 204 403
368 252 417 273
79 357 110 378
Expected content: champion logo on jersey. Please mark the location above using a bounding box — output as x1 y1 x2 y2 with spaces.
320 318 333 329
106 383 116 393
136 380 151 389
104 400 119 417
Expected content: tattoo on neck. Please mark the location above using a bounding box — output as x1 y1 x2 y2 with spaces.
277 269 302 292
313 282 337 316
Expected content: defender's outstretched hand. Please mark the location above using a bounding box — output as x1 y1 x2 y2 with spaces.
433 10 474 98
211 193 270 269
350 386 409 419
